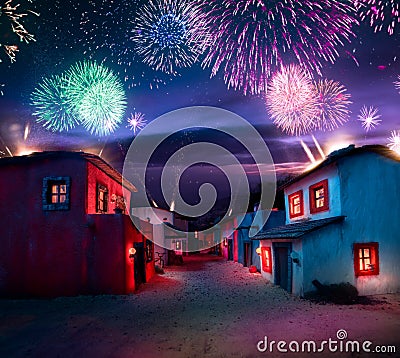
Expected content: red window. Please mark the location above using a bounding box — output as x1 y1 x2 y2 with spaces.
354 243 379 276
261 247 272 273
309 179 329 213
288 190 304 218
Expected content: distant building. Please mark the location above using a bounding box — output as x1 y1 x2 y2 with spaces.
131 207 190 265
253 145 400 296
215 209 285 269
0 151 155 297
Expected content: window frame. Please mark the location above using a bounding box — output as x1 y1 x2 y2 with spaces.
288 190 304 219
261 247 272 273
354 242 379 277
42 176 71 211
309 179 329 214
96 184 108 213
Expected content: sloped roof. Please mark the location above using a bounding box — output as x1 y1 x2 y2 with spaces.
280 144 400 190
252 216 345 240
0 151 137 192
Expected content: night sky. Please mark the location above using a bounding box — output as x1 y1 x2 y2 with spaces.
1 1 399 209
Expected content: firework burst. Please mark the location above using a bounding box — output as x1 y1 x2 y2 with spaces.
266 65 319 136
357 105 382 131
314 79 352 131
127 112 147 134
65 61 127 136
31 75 80 132
356 0 399 35
387 130 400 153
131 0 207 75
199 0 358 95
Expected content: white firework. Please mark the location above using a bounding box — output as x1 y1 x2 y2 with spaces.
387 130 400 154
127 112 147 134
357 105 382 132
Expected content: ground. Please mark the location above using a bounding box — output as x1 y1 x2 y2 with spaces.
0 254 399 358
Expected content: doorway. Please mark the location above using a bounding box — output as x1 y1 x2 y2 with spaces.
243 242 252 267
227 239 233 261
273 243 292 292
134 242 146 288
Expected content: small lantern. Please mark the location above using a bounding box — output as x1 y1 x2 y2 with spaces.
256 247 262 255
223 237 228 247
129 247 136 258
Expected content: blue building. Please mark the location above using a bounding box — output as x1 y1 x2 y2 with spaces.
253 145 400 296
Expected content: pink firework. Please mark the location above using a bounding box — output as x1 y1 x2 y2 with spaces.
357 105 382 131
387 130 400 154
198 0 358 95
356 0 400 35
266 65 319 136
127 112 147 134
314 79 352 131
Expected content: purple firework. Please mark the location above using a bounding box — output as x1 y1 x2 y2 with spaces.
198 0 358 95
356 0 399 35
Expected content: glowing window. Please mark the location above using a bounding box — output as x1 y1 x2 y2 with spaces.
51 184 67 203
354 243 379 276
42 177 71 211
309 179 329 213
288 190 304 218
261 247 272 273
97 184 108 213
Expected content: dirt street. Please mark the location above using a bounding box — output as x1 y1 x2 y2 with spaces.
0 254 399 357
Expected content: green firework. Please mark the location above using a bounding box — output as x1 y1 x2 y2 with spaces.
31 74 80 132
65 61 127 136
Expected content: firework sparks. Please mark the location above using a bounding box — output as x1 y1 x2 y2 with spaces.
31 74 80 132
312 135 326 159
394 75 400 93
300 139 317 163
357 105 382 131
266 65 319 136
387 130 400 153
127 112 147 134
80 0 172 89
0 0 38 63
356 0 400 35
131 0 207 75
314 79 352 131
65 61 127 136
199 0 358 95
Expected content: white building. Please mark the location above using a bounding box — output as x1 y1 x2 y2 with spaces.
132 207 189 264
253 145 400 296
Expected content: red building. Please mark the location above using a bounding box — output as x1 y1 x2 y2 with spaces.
0 151 155 297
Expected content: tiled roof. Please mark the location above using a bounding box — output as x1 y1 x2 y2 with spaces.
252 216 345 240
0 151 137 193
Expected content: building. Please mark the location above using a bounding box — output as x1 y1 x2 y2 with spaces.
0 151 155 297
253 145 400 296
131 207 191 265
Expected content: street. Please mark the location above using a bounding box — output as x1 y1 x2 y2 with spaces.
1 254 399 357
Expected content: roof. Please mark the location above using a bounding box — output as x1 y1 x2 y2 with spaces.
0 151 137 193
280 144 400 190
252 216 345 240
